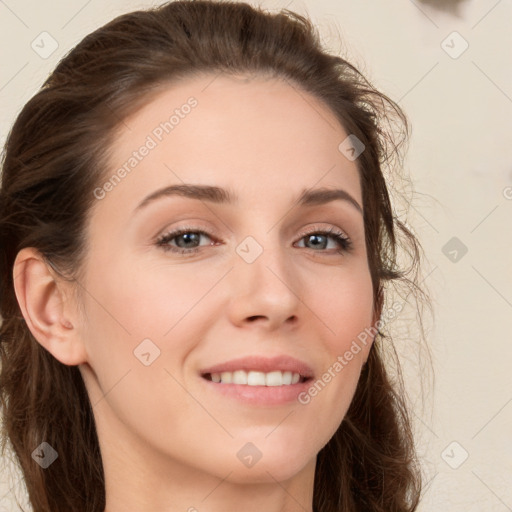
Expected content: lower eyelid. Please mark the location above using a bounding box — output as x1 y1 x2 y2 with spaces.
156 228 351 254
156 230 214 247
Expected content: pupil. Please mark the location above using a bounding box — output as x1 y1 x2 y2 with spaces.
308 234 325 249
178 233 199 248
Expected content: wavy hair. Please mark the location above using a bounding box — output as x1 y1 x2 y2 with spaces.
0 1 430 510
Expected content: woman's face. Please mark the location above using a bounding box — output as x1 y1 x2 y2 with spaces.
77 73 376 486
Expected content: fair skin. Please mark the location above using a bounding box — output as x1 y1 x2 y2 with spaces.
13 74 378 511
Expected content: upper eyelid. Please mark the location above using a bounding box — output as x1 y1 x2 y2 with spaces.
155 229 353 261
156 224 351 244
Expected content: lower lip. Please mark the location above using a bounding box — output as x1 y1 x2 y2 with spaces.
200 376 312 405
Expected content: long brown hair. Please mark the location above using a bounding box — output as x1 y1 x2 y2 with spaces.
0 1 429 510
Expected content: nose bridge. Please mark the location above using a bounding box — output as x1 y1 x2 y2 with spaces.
238 229 295 291
227 229 301 327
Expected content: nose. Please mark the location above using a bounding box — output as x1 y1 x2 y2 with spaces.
225 237 301 331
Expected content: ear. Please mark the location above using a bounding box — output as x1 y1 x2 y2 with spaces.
12 247 88 366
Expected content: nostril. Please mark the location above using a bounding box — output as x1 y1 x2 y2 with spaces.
247 315 265 322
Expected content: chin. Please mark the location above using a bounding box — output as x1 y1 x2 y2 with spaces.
222 457 314 485
213 440 316 485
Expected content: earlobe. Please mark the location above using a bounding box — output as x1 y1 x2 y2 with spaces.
12 247 88 366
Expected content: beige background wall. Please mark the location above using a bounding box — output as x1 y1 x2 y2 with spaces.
1 0 511 510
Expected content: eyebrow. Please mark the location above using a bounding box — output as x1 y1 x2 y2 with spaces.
133 184 363 215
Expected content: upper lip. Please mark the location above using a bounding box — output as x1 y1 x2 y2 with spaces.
200 355 315 379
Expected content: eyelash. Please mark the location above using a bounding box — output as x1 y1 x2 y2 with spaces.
155 225 353 256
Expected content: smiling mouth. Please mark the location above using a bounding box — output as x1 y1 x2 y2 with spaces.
202 370 311 386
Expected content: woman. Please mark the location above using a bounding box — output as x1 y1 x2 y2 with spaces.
0 1 428 510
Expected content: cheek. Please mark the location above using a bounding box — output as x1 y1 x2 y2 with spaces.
79 255 227 403
291 263 374 429
78 257 206 445
82 256 222 340
83 252 374 386
306 262 375 348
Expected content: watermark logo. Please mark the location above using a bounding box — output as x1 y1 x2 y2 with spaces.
442 236 468 263
441 441 469 469
338 134 365 161
237 442 262 468
236 236 264 264
94 97 198 200
133 338 161 366
31 31 59 59
31 441 58 469
441 31 469 59
297 302 402 405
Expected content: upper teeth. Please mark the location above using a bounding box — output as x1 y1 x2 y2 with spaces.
209 370 302 386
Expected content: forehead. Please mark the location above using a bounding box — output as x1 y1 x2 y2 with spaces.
97 73 362 216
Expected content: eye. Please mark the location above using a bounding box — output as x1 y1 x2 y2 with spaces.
156 227 217 255
155 225 353 256
294 226 352 254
